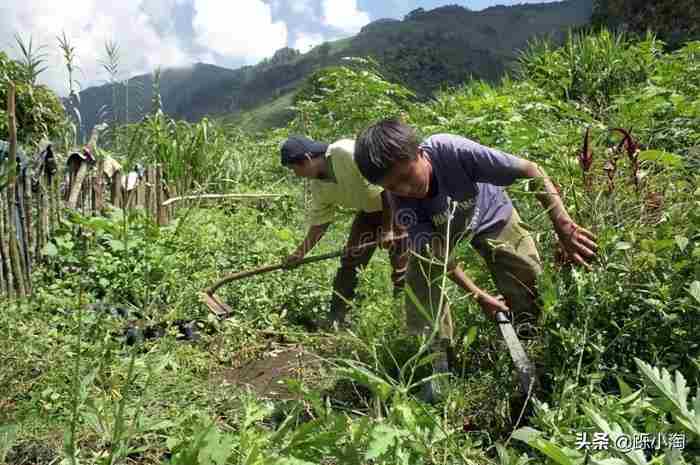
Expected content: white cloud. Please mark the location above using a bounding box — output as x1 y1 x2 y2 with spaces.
192 0 288 63
321 0 371 33
294 32 325 53
289 0 315 15
0 0 190 96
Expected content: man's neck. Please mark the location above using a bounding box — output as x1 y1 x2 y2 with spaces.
315 157 336 182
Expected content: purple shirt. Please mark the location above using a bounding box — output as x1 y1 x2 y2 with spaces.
393 134 524 250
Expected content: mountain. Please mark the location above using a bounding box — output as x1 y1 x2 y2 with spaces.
73 0 593 134
592 0 700 48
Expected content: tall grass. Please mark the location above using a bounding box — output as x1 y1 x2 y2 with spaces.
518 30 663 113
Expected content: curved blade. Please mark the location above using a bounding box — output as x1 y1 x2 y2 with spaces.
496 312 536 396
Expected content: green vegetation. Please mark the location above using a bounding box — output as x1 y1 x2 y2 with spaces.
593 0 700 47
2 29 700 464
0 50 64 144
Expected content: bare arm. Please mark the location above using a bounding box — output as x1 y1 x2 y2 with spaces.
379 191 406 248
447 263 509 319
288 223 331 262
424 231 509 319
519 160 598 269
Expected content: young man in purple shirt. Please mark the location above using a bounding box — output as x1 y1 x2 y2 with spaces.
354 119 597 403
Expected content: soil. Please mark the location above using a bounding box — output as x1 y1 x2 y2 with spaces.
214 343 324 400
6 440 57 465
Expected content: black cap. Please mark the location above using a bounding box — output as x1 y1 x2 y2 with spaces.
280 136 328 166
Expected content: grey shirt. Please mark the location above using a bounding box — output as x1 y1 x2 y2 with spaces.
393 134 524 251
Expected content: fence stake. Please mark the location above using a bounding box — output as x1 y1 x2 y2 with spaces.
23 170 33 272
156 165 167 225
136 170 146 209
0 192 12 299
67 161 89 209
95 159 104 213
112 170 123 208
6 82 27 297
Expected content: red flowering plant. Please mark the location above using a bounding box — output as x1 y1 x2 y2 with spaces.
611 128 641 192
577 127 594 191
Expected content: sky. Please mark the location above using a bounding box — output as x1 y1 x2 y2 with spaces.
0 0 560 96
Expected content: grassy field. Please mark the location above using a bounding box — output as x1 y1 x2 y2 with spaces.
1 30 700 464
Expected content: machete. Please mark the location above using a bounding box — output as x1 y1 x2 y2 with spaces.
495 311 536 397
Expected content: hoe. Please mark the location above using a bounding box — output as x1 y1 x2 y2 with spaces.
201 236 535 397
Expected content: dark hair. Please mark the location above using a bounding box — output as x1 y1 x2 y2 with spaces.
355 118 419 183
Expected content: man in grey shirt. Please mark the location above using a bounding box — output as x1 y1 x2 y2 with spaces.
355 119 597 403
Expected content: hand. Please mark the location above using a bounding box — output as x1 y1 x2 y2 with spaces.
554 217 598 270
283 252 304 269
379 230 395 250
477 293 510 321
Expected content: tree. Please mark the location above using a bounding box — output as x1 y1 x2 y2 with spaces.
0 51 64 143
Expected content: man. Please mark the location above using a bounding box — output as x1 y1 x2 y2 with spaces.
354 119 597 402
280 135 409 330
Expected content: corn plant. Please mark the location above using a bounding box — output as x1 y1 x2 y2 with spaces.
13 33 48 85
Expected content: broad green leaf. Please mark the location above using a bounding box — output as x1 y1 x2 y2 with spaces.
675 236 689 252
42 241 58 257
616 376 633 398
463 326 478 350
688 281 700 306
365 423 405 460
635 358 690 414
634 359 700 436
676 387 700 436
109 239 126 251
512 427 578 465
336 363 394 401
615 242 632 250
638 150 683 168
582 406 648 465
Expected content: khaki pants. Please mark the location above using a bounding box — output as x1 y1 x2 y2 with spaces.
330 211 409 322
404 208 542 341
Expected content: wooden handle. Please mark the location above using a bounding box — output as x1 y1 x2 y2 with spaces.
204 234 408 295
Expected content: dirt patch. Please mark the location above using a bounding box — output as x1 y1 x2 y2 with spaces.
214 344 324 400
6 440 57 465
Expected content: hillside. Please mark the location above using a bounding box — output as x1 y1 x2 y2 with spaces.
592 0 700 47
73 0 593 135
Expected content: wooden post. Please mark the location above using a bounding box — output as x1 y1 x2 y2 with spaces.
7 187 27 297
22 171 33 270
18 177 32 294
0 192 11 299
95 159 104 213
136 171 146 209
37 177 49 261
6 82 27 298
51 171 59 234
87 169 94 216
147 166 156 219
168 183 177 222
0 194 5 297
155 165 167 225
112 170 123 208
67 161 89 209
